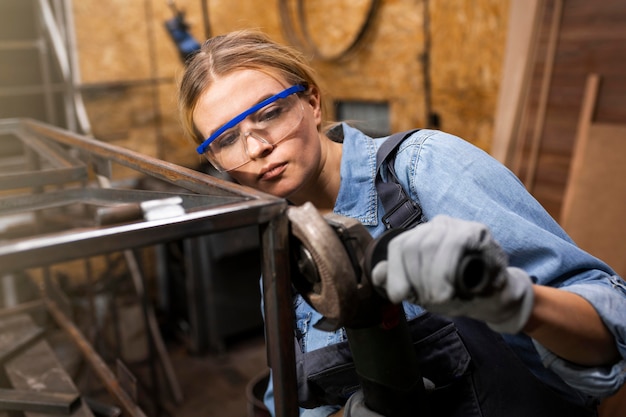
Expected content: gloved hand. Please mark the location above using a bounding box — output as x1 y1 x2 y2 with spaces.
343 390 384 417
371 215 535 334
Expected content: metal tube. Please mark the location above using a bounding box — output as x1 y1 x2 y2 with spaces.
43 296 148 417
261 214 299 417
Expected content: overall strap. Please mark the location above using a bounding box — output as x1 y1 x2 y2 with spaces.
375 130 423 229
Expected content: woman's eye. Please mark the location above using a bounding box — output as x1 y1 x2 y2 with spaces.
214 131 239 148
257 104 285 123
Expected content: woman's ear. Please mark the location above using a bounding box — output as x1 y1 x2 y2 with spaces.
306 85 323 128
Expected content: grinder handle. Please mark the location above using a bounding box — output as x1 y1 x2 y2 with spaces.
364 229 493 301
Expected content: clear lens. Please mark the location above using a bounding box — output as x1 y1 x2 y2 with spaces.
204 94 303 171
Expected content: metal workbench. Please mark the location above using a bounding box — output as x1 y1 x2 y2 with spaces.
0 118 299 417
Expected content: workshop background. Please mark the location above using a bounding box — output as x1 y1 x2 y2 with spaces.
1 0 625 416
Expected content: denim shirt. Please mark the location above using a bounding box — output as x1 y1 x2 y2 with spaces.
264 124 626 417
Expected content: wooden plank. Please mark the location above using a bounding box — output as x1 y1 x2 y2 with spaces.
491 0 543 164
524 0 563 191
560 74 600 223
561 74 626 277
561 122 626 276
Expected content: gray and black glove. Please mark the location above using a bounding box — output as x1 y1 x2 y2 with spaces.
343 390 384 417
371 215 534 334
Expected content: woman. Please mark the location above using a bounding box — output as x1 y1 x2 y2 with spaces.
178 30 626 417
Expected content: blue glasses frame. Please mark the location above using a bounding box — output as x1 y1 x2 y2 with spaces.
196 84 306 155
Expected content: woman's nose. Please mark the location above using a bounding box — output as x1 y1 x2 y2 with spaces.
245 134 274 159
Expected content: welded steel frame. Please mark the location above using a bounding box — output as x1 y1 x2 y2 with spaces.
0 118 300 417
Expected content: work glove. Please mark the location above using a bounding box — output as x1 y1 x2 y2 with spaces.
343 390 384 417
371 215 534 334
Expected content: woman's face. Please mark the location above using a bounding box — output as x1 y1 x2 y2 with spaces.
192 69 323 199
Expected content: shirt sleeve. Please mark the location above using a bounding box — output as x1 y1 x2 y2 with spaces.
532 339 626 398
399 129 626 396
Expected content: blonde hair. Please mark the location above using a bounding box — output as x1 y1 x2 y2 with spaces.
178 29 324 145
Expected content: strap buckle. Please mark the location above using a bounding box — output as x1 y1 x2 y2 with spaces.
381 196 422 230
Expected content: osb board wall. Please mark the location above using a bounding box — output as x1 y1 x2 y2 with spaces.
72 0 509 175
430 1 508 151
72 0 208 175
505 0 626 218
300 0 508 151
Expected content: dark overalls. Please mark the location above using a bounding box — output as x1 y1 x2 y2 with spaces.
294 127 598 416
295 312 597 417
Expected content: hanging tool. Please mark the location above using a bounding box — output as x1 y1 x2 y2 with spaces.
164 0 201 63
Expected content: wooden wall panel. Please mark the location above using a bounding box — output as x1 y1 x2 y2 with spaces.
70 0 510 170
495 0 626 218
561 75 626 277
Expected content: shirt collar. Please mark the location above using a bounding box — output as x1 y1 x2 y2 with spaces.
333 123 379 226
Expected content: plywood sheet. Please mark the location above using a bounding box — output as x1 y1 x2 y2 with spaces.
561 74 626 277
561 122 626 276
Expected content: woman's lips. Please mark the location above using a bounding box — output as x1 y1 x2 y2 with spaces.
259 162 287 181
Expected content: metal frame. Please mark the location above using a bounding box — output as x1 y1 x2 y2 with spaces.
0 118 299 417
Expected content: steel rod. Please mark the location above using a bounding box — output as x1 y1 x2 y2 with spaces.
43 296 148 417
